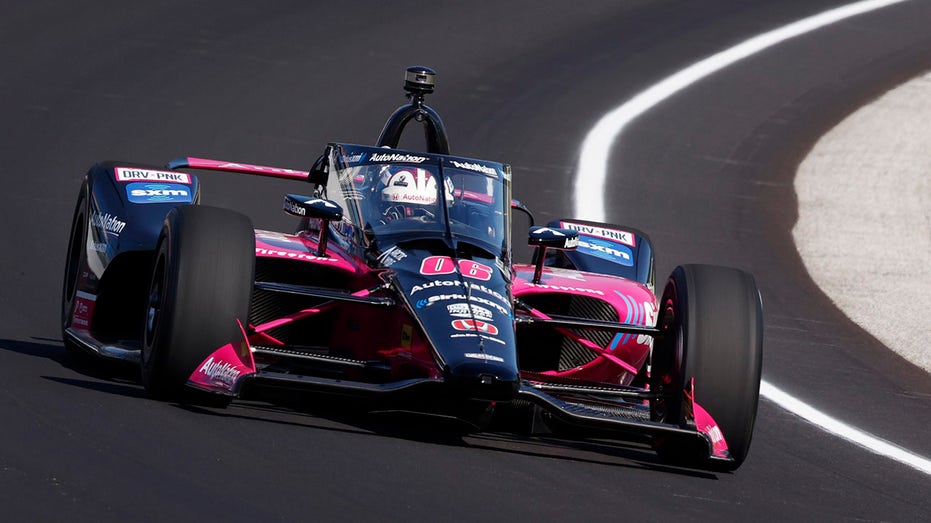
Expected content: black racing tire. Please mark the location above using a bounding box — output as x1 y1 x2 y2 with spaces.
650 264 763 470
61 184 90 360
141 205 255 402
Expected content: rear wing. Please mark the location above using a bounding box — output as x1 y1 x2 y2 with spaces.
168 157 311 181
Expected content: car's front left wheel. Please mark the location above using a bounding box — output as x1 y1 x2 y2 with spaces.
141 205 255 402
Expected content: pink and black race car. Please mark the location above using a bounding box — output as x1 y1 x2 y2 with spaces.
61 67 763 470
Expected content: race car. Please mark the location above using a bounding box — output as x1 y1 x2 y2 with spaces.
61 66 763 470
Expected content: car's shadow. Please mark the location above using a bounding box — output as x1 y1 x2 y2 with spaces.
0 336 143 395
187 389 720 479
1 337 718 479
0 336 74 364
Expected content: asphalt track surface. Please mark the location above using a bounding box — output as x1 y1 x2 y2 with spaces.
2 1 929 521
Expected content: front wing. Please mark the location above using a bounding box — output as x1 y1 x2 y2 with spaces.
184 325 730 466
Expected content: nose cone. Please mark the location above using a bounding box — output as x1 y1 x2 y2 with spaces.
388 247 519 400
444 359 519 401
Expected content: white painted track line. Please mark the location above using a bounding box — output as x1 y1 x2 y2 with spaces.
573 0 931 475
762 382 931 475
575 0 909 222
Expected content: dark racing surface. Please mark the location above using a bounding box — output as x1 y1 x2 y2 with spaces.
2 1 930 520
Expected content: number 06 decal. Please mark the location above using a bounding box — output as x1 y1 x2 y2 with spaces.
420 256 493 281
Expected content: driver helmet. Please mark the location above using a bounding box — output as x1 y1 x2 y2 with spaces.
379 166 451 221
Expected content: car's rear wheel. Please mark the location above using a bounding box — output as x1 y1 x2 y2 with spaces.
141 205 255 402
61 185 89 359
650 264 763 470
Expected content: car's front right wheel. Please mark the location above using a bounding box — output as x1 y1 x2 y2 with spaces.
650 264 763 470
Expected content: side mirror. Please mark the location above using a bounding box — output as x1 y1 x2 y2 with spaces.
528 226 578 284
283 194 343 256
283 194 342 221
528 226 578 249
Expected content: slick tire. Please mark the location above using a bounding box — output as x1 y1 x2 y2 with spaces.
141 205 254 402
651 264 763 470
61 184 91 361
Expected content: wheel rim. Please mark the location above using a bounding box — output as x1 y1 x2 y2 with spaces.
652 289 685 424
143 254 166 366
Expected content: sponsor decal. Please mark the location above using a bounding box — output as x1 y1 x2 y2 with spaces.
559 222 636 247
409 280 509 306
467 295 511 316
255 247 339 262
576 237 633 266
126 183 192 204
447 303 493 320
342 188 365 201
344 153 366 164
115 167 191 184
198 356 242 388
527 283 605 296
414 291 510 316
533 228 578 248
283 198 306 215
639 300 657 346
464 352 505 363
370 153 428 164
609 293 657 349
91 241 108 253
451 319 499 335
400 324 413 348
70 293 96 329
388 192 434 203
420 256 493 281
409 279 460 294
377 246 408 267
705 424 725 445
91 212 127 236
449 160 497 176
75 300 89 316
416 293 466 309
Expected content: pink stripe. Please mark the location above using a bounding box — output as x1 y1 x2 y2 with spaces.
253 307 323 333
251 287 375 334
183 157 309 181
520 307 639 374
693 399 730 458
